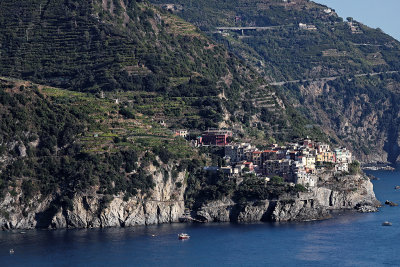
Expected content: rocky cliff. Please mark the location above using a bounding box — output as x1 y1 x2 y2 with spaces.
195 173 379 223
0 169 380 229
295 77 400 164
0 164 186 230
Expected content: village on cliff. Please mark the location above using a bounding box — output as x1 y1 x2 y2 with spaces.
175 129 353 188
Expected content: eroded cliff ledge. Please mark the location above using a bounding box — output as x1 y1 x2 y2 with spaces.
0 165 187 230
195 173 380 223
0 171 380 229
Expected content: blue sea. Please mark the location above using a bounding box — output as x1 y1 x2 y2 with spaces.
1 170 399 267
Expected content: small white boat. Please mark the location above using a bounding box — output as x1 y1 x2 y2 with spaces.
178 233 190 240
9 249 14 254
382 221 392 226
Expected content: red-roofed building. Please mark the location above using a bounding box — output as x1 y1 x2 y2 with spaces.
200 129 233 146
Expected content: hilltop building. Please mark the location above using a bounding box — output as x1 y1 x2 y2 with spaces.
174 129 188 138
200 129 232 146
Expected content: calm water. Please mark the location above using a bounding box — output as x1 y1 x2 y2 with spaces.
1 170 400 267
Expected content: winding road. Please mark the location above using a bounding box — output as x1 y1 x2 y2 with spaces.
269 71 400 86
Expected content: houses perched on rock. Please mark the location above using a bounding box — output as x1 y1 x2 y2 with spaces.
207 138 352 188
175 128 353 188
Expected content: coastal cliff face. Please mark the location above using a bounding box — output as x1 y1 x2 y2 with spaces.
297 79 400 164
0 165 186 230
0 170 379 229
195 173 379 223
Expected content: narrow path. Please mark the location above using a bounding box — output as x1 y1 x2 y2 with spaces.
216 26 286 31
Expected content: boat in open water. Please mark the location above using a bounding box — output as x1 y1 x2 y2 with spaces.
178 233 190 240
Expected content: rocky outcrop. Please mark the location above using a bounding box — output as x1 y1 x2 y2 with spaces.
384 200 398 206
195 173 379 223
0 169 380 229
298 80 400 164
46 194 185 229
0 164 186 230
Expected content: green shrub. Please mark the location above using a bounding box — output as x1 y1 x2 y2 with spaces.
295 184 307 192
271 176 284 185
349 161 361 175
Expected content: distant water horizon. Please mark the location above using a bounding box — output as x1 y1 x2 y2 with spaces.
1 169 399 266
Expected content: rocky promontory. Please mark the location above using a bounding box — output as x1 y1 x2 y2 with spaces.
0 169 380 229
0 164 187 230
195 172 380 223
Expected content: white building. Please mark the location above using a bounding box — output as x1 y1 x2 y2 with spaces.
335 162 349 172
317 143 330 153
175 130 188 138
334 148 352 164
299 155 316 170
295 172 318 187
299 23 317 31
225 143 254 163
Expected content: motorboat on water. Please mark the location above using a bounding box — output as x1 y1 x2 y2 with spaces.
382 221 392 226
178 233 190 240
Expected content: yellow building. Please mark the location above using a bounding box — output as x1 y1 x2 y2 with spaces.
317 151 335 163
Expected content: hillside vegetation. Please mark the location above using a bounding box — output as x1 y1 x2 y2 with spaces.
0 78 206 207
0 0 329 141
0 0 332 219
151 0 400 163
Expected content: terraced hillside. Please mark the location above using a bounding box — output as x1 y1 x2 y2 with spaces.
0 77 208 215
150 0 400 163
0 0 329 143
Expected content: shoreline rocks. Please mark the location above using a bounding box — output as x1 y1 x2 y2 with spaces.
195 173 380 223
0 164 187 230
0 172 380 229
384 200 398 206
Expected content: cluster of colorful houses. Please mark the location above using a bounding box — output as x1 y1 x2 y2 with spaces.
222 140 352 187
175 129 353 187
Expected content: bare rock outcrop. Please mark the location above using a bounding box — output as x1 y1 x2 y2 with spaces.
0 164 186 230
195 173 379 223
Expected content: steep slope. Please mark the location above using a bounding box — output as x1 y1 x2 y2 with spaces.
0 77 202 229
0 0 382 229
0 0 332 229
0 0 326 141
150 0 400 163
